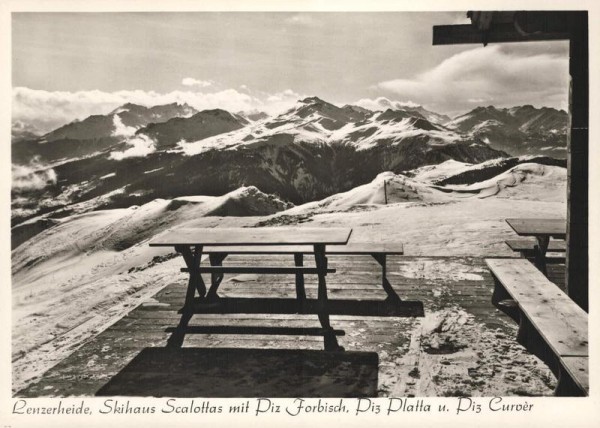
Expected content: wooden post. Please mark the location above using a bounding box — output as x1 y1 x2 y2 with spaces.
384 179 388 204
566 12 588 311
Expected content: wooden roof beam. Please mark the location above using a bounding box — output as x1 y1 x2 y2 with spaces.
433 23 569 45
433 11 571 45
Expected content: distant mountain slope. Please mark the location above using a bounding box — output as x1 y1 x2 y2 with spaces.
12 102 197 164
138 109 249 148
446 105 568 157
45 102 197 142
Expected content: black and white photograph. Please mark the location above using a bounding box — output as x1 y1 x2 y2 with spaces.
2 0 599 426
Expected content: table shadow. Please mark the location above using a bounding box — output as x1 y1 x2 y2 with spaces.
96 347 379 397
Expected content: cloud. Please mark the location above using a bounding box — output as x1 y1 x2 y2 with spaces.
181 78 214 88
353 97 421 111
13 86 304 135
109 135 156 160
12 160 57 191
111 115 137 137
375 45 569 115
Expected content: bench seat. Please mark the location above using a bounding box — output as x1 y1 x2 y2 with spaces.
182 266 336 275
505 238 566 253
505 239 566 265
485 258 588 396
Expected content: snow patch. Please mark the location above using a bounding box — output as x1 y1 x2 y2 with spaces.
143 167 164 174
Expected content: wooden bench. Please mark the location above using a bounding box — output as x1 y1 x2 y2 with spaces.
505 239 566 262
198 242 405 307
486 258 588 396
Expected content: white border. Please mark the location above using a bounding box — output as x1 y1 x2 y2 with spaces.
1 1 599 427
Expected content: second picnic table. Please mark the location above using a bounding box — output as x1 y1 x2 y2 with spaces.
149 227 353 351
505 218 566 275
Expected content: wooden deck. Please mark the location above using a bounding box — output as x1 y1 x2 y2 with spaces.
16 255 567 398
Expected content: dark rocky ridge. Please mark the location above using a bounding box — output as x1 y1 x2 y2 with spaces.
433 156 567 186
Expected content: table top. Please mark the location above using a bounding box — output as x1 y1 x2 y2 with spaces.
506 218 566 238
149 227 353 247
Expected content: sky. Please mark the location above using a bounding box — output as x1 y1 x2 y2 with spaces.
12 12 570 134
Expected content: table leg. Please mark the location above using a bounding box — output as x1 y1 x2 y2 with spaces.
534 236 550 276
176 245 206 308
314 244 343 352
294 253 307 313
170 245 206 347
206 253 227 302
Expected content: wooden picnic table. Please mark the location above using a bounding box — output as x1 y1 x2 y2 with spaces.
149 227 353 352
505 218 566 275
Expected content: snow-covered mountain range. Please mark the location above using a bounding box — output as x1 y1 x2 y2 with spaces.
11 96 567 229
446 105 567 156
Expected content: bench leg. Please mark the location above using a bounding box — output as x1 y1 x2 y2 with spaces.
534 236 550 276
294 253 307 313
491 276 519 323
516 312 531 349
555 361 586 397
516 312 559 375
314 244 343 352
371 253 403 307
206 253 228 302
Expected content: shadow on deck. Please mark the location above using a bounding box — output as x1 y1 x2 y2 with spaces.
96 347 378 397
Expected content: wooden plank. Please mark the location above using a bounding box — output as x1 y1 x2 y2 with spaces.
485 259 587 356
149 227 352 246
198 242 404 255
560 356 589 395
505 218 566 238
505 239 566 252
432 23 569 45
